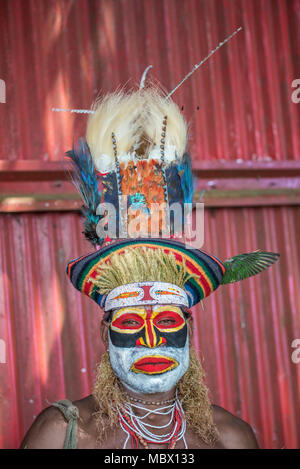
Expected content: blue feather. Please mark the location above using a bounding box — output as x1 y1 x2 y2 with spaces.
177 152 194 205
66 138 104 245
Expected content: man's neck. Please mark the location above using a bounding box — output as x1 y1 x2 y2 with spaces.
121 383 176 402
120 383 177 425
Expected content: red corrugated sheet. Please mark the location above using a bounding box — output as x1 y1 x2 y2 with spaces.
0 0 299 162
1 207 299 449
0 0 300 449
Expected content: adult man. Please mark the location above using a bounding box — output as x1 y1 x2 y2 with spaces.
21 301 259 449
21 89 278 449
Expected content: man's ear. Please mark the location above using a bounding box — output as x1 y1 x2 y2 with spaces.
187 315 194 342
100 319 109 348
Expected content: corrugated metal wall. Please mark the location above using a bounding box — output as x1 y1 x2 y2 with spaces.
1 207 300 449
0 0 299 162
0 0 300 449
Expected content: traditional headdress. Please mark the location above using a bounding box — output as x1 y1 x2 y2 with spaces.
65 28 279 313
66 87 279 312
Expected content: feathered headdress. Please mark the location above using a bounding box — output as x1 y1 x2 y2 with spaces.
67 88 192 245
65 27 279 311
65 87 279 311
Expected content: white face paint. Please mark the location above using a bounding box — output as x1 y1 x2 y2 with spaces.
108 335 190 394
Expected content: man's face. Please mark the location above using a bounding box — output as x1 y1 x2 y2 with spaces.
108 304 190 394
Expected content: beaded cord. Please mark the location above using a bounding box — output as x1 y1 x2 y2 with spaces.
124 393 176 406
160 115 170 235
116 391 188 449
111 132 127 236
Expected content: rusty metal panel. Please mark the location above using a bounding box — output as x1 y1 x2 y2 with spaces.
0 212 106 448
195 205 300 449
0 207 299 449
0 0 299 163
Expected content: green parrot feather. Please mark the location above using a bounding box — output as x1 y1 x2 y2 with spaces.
221 250 280 285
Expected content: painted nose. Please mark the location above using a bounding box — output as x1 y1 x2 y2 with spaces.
136 310 167 348
145 311 157 347
136 336 167 348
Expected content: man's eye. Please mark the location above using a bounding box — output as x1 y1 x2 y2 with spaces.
153 311 185 329
122 319 140 326
157 318 176 325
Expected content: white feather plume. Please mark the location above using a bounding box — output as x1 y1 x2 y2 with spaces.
86 89 187 173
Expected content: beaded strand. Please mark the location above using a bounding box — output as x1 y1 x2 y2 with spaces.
116 391 187 449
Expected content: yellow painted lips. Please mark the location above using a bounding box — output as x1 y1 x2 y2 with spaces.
131 355 178 375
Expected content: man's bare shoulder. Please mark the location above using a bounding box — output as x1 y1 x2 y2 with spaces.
20 396 98 449
72 394 97 423
20 405 68 449
20 398 259 449
212 404 259 449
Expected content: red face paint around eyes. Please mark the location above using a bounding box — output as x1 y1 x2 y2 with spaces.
111 313 144 330
153 311 185 330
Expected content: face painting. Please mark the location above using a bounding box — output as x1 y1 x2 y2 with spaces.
108 305 190 394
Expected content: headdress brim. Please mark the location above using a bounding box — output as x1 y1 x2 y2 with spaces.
66 238 226 309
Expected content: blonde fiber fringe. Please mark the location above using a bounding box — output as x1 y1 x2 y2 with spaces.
89 246 198 295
